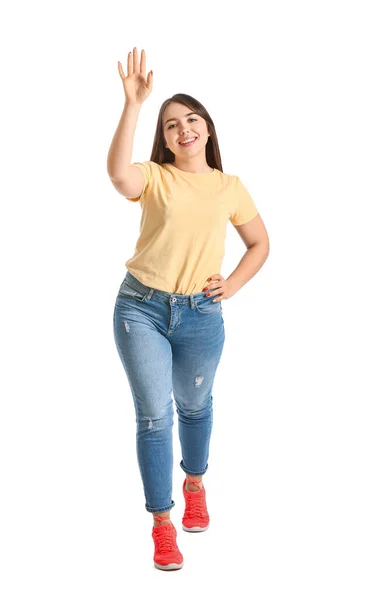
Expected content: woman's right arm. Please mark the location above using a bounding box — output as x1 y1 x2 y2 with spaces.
107 102 145 197
106 48 153 198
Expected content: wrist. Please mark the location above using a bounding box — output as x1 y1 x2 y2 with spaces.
124 101 143 110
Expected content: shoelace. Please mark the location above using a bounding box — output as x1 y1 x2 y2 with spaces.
185 478 203 490
185 493 206 517
185 480 206 518
154 517 176 553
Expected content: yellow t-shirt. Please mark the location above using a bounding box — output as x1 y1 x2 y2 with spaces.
124 161 258 294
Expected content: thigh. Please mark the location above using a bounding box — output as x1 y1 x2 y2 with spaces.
113 294 173 418
171 309 225 408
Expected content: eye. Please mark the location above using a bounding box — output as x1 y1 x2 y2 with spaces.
167 117 198 130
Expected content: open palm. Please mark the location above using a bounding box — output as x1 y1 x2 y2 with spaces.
118 48 153 105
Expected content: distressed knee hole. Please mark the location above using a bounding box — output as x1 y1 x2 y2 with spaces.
194 376 204 387
123 321 130 332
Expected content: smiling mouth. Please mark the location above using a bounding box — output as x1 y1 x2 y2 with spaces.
179 137 197 147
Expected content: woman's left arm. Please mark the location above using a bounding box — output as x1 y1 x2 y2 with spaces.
227 214 270 293
203 214 270 300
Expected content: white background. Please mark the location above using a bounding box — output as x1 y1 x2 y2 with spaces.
1 0 364 597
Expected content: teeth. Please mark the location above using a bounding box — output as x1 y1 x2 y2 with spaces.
180 137 196 144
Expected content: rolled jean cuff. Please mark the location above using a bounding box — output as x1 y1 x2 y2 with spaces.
179 459 209 476
145 499 176 514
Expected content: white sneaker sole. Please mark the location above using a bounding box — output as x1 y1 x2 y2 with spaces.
154 561 184 570
182 524 209 532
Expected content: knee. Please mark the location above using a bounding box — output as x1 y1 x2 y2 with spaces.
177 394 213 419
136 412 174 433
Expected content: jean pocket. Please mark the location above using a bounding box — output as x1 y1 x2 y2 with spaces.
195 295 222 314
116 280 147 303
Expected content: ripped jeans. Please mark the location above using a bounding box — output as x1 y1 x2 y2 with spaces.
112 270 225 514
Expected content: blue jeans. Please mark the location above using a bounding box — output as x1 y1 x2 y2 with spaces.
112 270 225 514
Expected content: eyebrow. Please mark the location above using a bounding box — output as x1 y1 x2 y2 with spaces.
164 112 198 126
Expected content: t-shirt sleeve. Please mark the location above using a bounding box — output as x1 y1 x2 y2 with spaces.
125 161 154 202
230 176 259 225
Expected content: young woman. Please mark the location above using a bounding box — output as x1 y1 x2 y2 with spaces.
107 48 270 571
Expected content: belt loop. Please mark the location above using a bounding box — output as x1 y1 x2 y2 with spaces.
146 287 154 300
189 294 195 309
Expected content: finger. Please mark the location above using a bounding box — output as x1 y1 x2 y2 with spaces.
127 51 132 77
118 60 125 79
133 47 139 73
146 69 153 89
204 282 216 291
206 287 222 296
140 48 146 77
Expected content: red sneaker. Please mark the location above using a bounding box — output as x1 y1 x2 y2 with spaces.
182 478 210 532
152 517 184 570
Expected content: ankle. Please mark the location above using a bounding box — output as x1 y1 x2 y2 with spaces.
153 514 171 527
153 519 171 527
185 478 203 492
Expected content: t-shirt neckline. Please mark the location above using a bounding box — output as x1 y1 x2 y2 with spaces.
165 163 215 175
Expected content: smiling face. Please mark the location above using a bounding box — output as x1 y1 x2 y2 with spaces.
163 102 210 162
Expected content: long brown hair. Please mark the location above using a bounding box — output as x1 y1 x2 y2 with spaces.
149 93 223 172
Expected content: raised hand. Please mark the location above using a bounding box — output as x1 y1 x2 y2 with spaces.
118 48 153 105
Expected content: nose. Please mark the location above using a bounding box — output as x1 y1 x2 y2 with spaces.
178 125 190 135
